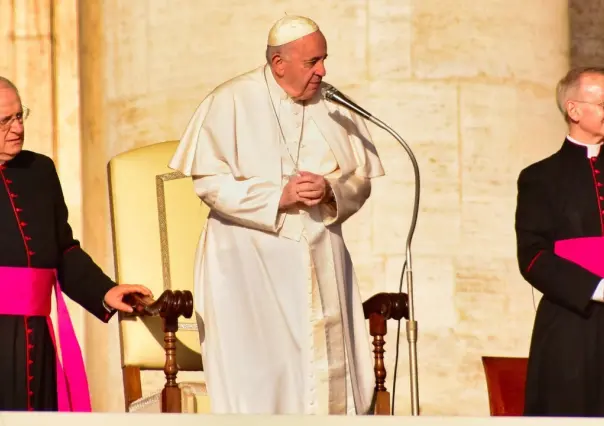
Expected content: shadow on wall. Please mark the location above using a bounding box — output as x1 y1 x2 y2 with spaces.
569 0 604 67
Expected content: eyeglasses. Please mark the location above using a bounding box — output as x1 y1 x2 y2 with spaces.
570 100 604 110
0 106 30 130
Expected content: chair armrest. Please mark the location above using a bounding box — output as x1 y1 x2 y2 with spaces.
122 290 194 413
363 292 409 321
124 290 194 321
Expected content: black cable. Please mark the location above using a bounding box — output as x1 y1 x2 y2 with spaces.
390 259 407 415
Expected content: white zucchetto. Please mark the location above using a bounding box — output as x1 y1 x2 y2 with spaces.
267 15 320 47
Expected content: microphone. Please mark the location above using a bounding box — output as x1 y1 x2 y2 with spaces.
322 82 422 416
321 83 373 120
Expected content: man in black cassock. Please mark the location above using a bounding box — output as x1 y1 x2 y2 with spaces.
516 66 604 416
0 77 151 411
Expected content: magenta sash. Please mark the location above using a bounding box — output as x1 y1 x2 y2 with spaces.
0 266 92 412
554 236 604 277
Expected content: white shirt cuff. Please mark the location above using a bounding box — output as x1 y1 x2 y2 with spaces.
102 300 114 313
592 279 604 302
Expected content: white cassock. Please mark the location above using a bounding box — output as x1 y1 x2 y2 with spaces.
169 65 384 415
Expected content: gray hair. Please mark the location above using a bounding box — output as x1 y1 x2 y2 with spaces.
556 66 604 122
0 76 19 94
265 44 292 65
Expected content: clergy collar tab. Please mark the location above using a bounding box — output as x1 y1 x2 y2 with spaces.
566 135 603 158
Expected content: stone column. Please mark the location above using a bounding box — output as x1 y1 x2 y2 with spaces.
0 0 85 349
78 1 119 412
0 0 81 251
0 0 54 158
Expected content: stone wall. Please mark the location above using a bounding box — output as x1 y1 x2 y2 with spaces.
570 0 604 67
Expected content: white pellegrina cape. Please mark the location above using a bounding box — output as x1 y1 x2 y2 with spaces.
169 65 384 415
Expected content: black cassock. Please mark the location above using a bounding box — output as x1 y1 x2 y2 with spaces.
0 150 116 411
516 138 604 416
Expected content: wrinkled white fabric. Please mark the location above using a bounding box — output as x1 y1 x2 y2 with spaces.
170 65 384 415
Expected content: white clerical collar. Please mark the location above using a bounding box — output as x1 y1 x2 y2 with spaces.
567 135 602 158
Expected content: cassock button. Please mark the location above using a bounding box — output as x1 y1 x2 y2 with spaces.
15 207 22 212
5 179 12 184
27 344 33 349
28 251 35 256
28 376 33 381
600 196 604 201
10 193 17 198
28 391 33 396
25 236 31 241
20 221 27 226
596 169 601 174
28 360 33 365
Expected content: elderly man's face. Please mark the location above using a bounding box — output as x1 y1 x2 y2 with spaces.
567 73 604 140
276 31 328 101
0 87 25 162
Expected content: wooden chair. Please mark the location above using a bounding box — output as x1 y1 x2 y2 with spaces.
108 140 409 414
108 140 210 413
481 356 529 416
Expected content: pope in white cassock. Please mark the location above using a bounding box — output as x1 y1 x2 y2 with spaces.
169 15 385 415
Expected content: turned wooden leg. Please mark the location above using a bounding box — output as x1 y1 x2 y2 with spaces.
369 313 391 415
161 316 181 413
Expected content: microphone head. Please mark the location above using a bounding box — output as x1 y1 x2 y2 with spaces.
319 82 372 119
320 83 337 100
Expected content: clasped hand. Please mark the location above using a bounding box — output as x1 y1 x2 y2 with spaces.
279 171 332 210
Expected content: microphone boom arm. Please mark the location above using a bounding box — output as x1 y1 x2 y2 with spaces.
322 84 421 416
368 114 420 417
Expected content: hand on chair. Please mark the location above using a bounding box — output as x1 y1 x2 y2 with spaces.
104 284 153 313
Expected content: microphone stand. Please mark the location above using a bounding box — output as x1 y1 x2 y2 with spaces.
367 115 421 417
321 84 421 416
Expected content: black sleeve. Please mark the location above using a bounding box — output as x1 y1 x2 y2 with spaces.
49 160 117 322
515 168 600 316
